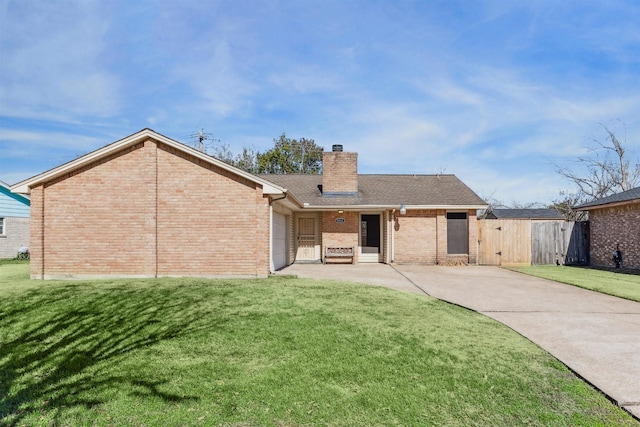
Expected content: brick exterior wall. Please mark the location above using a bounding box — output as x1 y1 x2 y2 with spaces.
468 210 479 264
29 185 44 278
589 203 640 269
30 139 271 279
156 143 270 276
322 211 359 263
0 216 30 259
322 152 358 194
394 209 438 264
393 209 478 264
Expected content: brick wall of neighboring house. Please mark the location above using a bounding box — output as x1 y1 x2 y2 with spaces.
589 203 640 269
322 211 359 263
0 216 30 259
30 138 271 279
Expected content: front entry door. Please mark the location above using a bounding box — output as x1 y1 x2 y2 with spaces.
360 214 381 262
296 217 317 261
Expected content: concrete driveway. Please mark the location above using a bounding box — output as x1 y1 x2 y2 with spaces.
277 263 640 419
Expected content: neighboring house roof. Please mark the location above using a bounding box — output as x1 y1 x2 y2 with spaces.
0 180 30 217
10 129 288 198
576 186 640 210
485 208 564 220
260 174 487 209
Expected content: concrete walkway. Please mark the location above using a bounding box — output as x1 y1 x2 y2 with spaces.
277 263 640 419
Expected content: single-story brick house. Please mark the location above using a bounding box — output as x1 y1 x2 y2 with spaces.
576 186 640 269
12 129 486 279
0 180 30 259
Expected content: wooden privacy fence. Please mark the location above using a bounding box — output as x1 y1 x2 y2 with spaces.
478 220 589 266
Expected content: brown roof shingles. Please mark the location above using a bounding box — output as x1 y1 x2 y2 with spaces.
259 174 486 208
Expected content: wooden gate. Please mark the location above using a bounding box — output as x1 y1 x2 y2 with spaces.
478 219 531 266
478 220 589 266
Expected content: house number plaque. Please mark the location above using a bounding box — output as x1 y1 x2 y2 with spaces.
335 218 345 223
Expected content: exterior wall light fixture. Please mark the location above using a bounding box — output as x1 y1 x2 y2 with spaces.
400 203 406 215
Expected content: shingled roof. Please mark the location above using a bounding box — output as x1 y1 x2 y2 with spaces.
486 208 564 220
260 174 487 209
576 186 640 210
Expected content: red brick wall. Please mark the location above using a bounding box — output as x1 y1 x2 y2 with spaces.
29 185 44 279
40 141 157 277
322 211 359 263
32 139 271 279
393 209 477 264
322 152 358 194
436 209 448 263
156 143 270 276
393 210 438 264
468 210 478 264
589 203 640 268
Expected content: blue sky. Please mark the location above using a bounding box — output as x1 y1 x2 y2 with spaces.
1 0 639 205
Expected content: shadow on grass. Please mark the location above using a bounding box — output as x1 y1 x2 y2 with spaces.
0 282 223 425
574 265 640 276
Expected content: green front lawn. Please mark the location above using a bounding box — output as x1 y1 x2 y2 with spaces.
0 263 635 426
509 265 640 302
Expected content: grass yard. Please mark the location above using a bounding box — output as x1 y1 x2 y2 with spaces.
0 261 636 426
509 265 640 303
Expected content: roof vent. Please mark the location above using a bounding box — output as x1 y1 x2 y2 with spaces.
332 144 343 152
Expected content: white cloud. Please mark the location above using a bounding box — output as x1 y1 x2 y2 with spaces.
0 127 105 154
1 0 639 206
0 0 121 120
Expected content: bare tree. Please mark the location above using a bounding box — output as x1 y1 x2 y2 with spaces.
556 122 640 202
548 191 587 221
477 192 506 219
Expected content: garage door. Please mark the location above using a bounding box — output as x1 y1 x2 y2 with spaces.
272 213 287 270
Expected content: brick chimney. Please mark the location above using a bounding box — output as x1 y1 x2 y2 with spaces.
322 145 358 195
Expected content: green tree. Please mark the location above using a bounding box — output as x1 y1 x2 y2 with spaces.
257 133 323 174
234 147 259 174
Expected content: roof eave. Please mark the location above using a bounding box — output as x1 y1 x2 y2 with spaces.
576 199 640 211
299 204 488 211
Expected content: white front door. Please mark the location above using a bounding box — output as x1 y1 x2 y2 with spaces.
360 214 382 263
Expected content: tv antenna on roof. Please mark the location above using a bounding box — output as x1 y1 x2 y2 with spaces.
189 128 218 153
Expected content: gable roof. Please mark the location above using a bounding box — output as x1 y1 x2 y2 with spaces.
486 208 563 220
576 186 640 210
1 180 30 203
260 174 487 209
0 180 30 217
11 128 287 197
